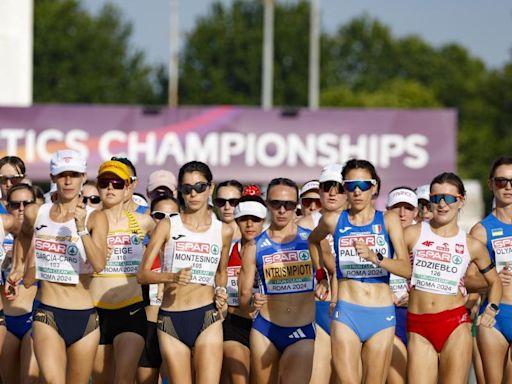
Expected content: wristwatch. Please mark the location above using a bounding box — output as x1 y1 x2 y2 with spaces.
487 303 500 315
375 252 384 265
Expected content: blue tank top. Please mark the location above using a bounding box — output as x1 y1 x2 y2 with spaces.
333 209 393 283
480 213 512 269
255 226 314 295
0 202 7 214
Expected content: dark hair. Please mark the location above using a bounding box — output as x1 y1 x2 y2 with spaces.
430 172 466 196
32 185 45 201
111 157 137 177
267 178 298 201
489 156 512 179
6 183 35 202
150 195 180 212
215 180 243 196
178 161 213 184
0 156 26 175
342 159 380 195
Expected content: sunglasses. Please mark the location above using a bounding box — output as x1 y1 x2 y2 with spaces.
7 200 34 210
267 200 297 211
429 194 462 205
238 215 264 223
301 197 322 209
342 179 376 192
83 195 101 205
0 174 25 185
178 182 210 195
151 211 177 220
214 198 240 208
97 178 126 190
320 181 344 193
493 177 512 189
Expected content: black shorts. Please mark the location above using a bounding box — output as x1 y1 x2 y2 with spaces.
97 301 147 345
222 313 252 348
139 321 162 368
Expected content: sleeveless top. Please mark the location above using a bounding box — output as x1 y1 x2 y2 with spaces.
411 222 470 295
162 214 223 287
34 203 94 284
255 226 313 295
333 210 393 283
94 210 145 277
480 213 512 272
0 216 6 284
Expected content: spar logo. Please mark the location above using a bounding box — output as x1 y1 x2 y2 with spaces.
417 249 451 263
339 235 376 247
67 245 78 256
131 235 141 245
35 240 67 255
452 254 463 265
493 237 512 248
108 235 132 246
175 241 211 254
211 244 220 255
299 251 310 261
263 251 298 264
376 236 385 246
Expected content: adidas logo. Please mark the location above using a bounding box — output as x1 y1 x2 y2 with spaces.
288 328 307 339
260 239 272 248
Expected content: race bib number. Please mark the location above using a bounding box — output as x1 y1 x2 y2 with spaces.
492 236 512 272
166 241 221 286
35 239 80 284
412 249 464 295
337 234 388 278
262 250 313 294
102 233 143 275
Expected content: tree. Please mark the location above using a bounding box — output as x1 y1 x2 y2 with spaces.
34 0 160 104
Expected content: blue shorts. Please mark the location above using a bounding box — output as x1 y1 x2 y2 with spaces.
332 300 395 342
5 300 40 340
315 300 331 335
394 306 408 346
481 302 512 342
252 314 315 353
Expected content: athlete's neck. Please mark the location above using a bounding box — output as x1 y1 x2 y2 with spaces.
268 221 297 243
103 203 126 224
348 205 375 226
429 219 459 237
54 196 80 214
494 204 512 224
181 209 212 231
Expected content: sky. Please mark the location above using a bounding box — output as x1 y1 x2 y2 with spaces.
82 0 512 69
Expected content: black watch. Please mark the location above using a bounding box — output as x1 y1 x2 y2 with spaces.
488 303 500 314
376 252 384 265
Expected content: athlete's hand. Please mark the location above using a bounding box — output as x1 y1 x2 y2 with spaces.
353 240 376 263
395 293 409 307
174 267 192 285
74 201 87 232
477 310 497 328
329 301 337 317
251 293 267 311
4 279 18 301
214 287 228 310
498 262 512 286
315 279 329 301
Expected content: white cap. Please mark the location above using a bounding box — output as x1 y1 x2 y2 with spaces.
319 164 343 183
234 201 267 219
415 184 430 201
300 180 320 197
387 188 418 208
50 150 86 176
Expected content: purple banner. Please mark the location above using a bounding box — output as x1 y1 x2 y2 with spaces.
0 105 456 199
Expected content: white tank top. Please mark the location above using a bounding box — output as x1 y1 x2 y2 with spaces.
162 214 223 287
34 203 94 284
411 222 470 295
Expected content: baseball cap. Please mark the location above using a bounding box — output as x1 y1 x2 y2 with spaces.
234 201 267 219
97 160 131 181
319 164 343 184
50 150 86 176
300 180 320 197
147 170 177 195
415 184 430 201
387 188 418 208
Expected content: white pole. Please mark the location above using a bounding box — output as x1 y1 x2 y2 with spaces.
169 0 179 107
261 0 274 110
309 0 320 110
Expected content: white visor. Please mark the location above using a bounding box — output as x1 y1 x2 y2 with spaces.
234 201 267 219
387 188 418 208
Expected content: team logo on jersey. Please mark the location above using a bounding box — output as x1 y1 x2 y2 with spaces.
67 245 78 256
452 254 463 265
372 224 381 234
339 227 352 234
455 244 464 254
131 235 141 245
299 251 310 261
299 232 308 240
422 241 434 247
492 228 504 237
211 244 220 255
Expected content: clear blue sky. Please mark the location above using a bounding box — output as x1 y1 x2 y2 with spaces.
82 0 512 69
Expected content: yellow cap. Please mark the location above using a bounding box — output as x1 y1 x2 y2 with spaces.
97 160 131 181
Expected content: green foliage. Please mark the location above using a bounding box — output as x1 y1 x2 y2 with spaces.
34 0 160 104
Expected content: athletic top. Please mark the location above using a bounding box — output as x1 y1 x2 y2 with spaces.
411 222 470 295
480 213 512 271
94 210 145 277
34 203 94 284
0 216 5 284
0 202 7 214
255 226 314 295
334 209 393 283
162 214 223 287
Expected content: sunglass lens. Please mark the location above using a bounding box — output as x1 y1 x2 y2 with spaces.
344 181 372 192
214 198 226 207
430 194 458 205
152 212 165 220
494 178 512 189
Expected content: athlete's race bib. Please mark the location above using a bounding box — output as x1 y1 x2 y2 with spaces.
492 236 512 272
227 265 240 306
337 234 388 278
389 274 408 300
102 233 143 275
262 250 313 294
35 238 81 284
166 240 221 286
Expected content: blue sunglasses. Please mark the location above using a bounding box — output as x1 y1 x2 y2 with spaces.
429 194 461 205
342 179 376 192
